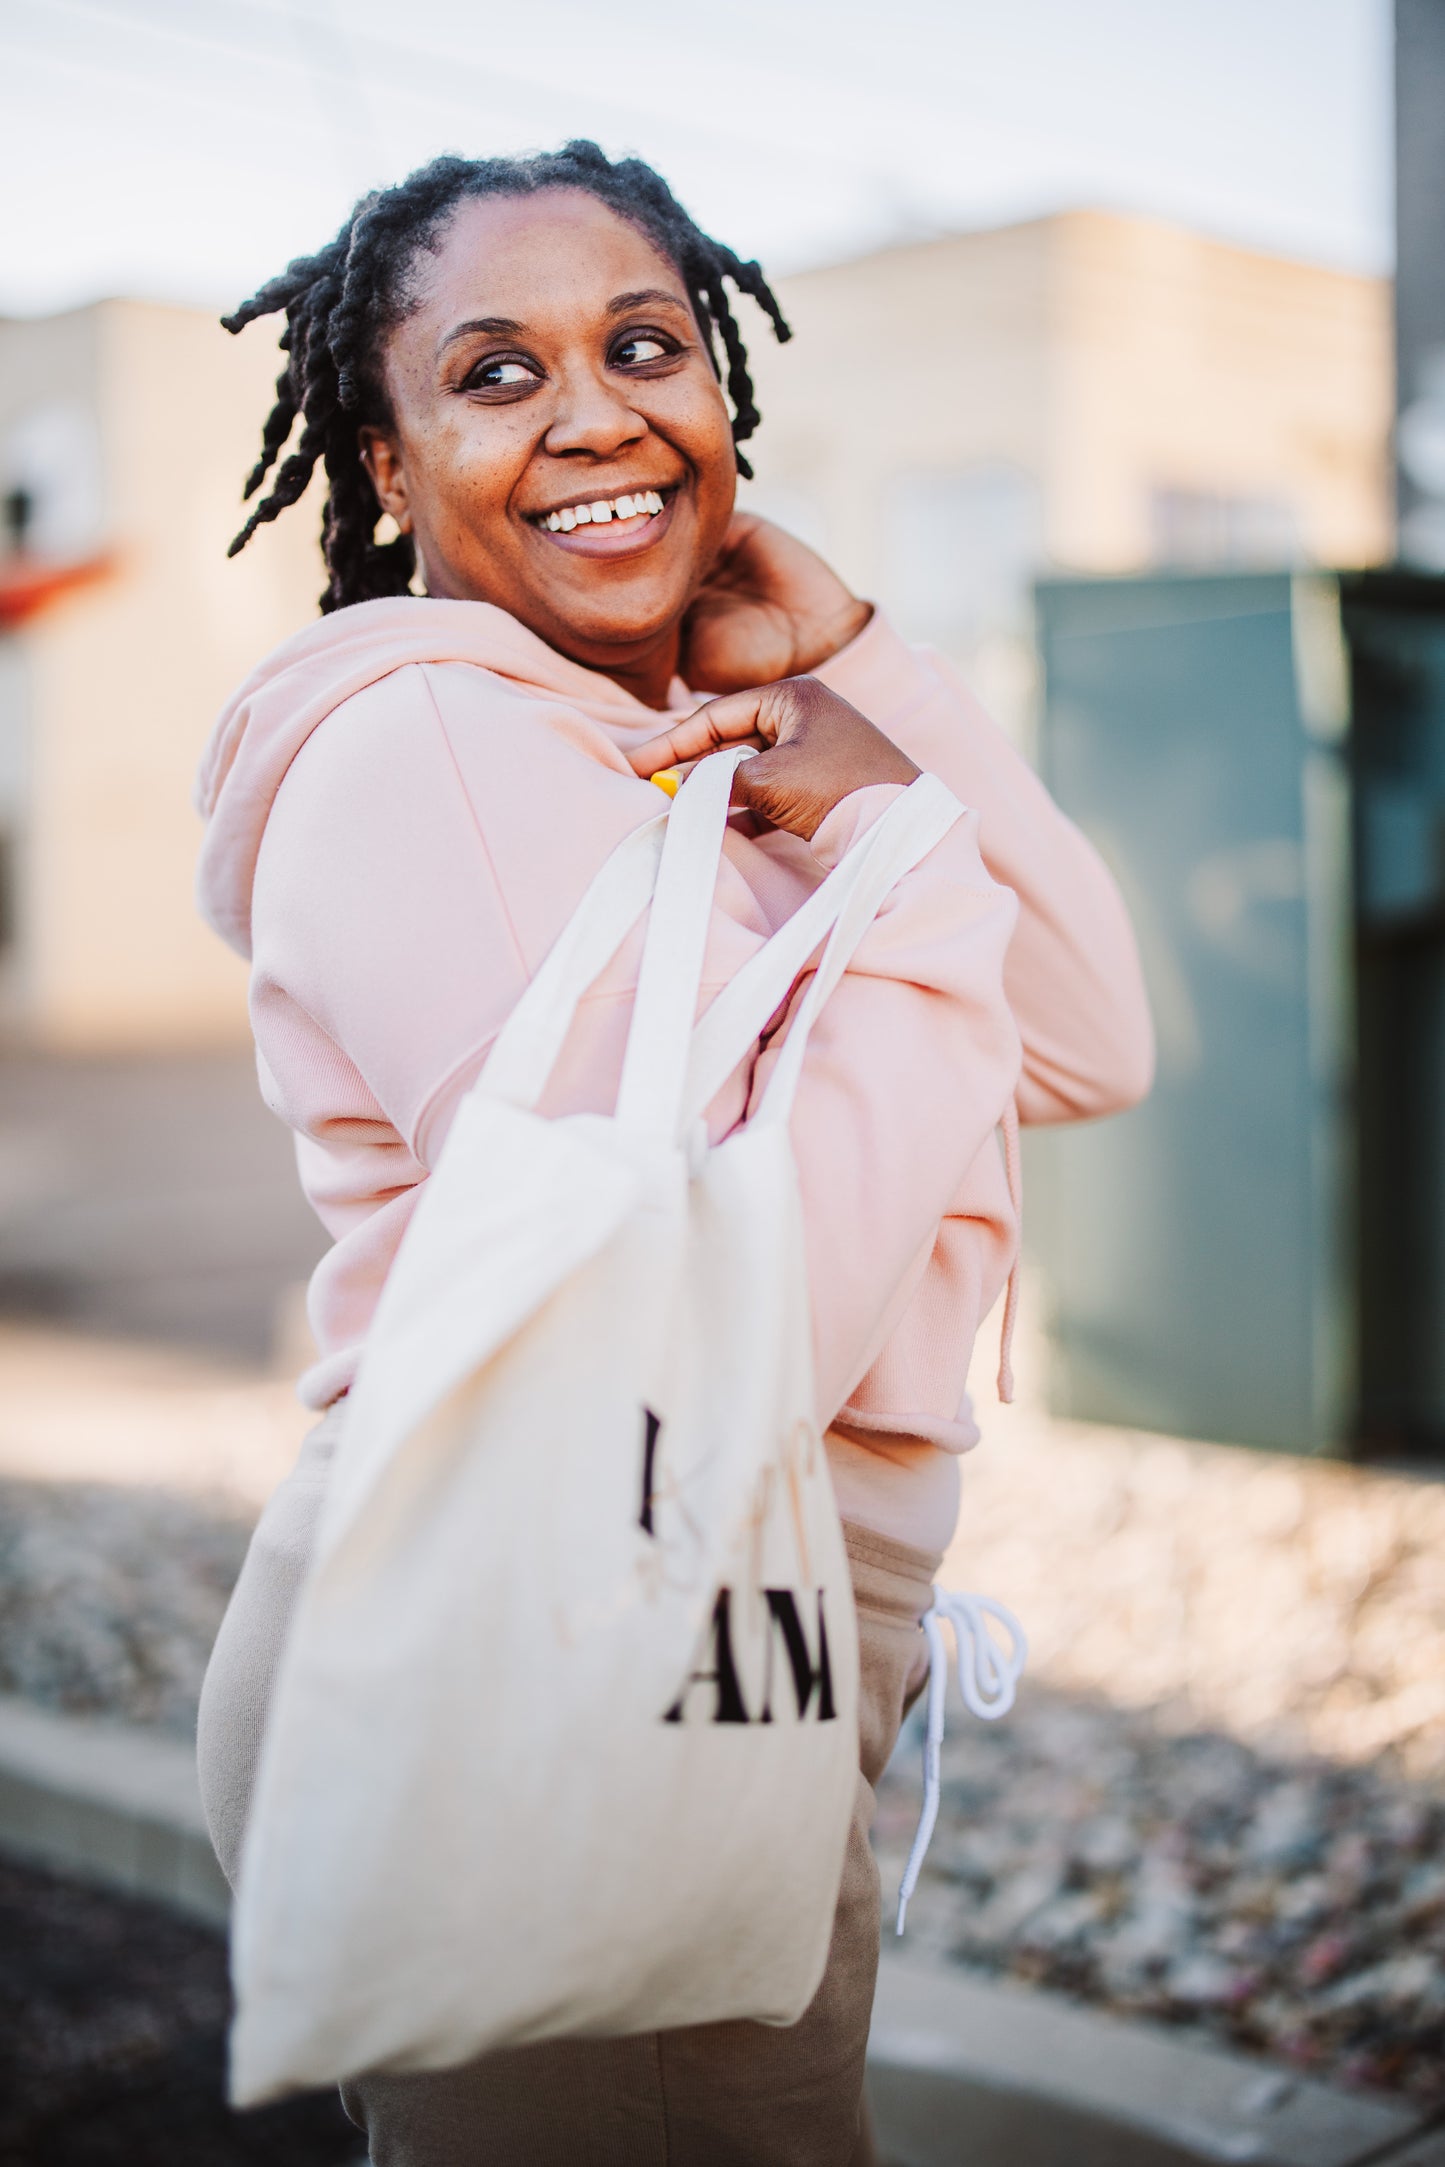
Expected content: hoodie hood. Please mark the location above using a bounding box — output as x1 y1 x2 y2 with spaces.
195 596 695 959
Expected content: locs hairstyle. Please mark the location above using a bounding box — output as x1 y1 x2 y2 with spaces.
223 141 792 614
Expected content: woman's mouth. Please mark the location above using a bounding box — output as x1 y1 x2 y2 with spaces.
529 488 677 557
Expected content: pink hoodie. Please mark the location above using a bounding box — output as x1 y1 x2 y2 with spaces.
196 600 1152 1552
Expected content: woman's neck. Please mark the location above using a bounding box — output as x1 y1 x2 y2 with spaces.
420 569 686 710
574 625 684 712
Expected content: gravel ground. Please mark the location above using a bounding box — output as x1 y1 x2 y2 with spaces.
875 1685 1445 2106
0 1476 249 1735
940 1388 1445 1782
0 1857 361 2166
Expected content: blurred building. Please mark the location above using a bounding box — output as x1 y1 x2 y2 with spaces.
0 300 318 1051
0 213 1391 1051
743 209 1391 739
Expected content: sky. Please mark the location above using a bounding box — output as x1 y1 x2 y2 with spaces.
3 0 1393 319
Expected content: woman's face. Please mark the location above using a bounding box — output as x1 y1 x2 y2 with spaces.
361 190 738 695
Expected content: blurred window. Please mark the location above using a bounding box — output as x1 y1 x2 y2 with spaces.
0 404 105 560
881 465 1044 651
1150 485 1304 568
0 829 15 954
2 488 33 554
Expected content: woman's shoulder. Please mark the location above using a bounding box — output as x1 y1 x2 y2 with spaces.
290 652 637 813
201 603 649 961
263 657 652 940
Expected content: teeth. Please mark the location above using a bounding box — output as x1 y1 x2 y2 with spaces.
540 490 668 530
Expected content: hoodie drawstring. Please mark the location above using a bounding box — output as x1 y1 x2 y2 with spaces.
895 1588 1028 1934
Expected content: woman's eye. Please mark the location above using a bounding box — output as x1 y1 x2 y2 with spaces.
614 333 673 367
467 357 537 391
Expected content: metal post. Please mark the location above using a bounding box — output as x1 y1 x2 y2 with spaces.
1395 0 1445 563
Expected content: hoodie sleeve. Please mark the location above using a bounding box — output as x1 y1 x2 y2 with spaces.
813 612 1154 1125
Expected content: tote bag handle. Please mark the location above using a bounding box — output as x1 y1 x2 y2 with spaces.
479 748 750 1128
679 773 965 1133
478 755 965 1147
612 747 752 1138
475 811 668 1113
616 757 964 1143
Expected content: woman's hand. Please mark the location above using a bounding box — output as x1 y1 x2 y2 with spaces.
626 678 919 842
679 513 872 693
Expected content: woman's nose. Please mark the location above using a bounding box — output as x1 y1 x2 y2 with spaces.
542 365 647 460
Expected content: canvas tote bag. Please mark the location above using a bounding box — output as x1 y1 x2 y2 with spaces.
229 749 967 2105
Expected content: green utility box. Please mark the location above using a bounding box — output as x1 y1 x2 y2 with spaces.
1031 569 1445 1458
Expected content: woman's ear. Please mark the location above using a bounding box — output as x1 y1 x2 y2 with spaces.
359 427 413 535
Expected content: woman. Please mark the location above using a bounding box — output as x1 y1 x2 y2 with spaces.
195 142 1152 2165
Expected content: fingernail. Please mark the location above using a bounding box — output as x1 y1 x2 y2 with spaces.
650 769 682 797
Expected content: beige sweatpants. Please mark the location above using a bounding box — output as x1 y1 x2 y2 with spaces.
197 1405 940 2167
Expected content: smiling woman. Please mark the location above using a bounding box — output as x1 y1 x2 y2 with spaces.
221 143 877 709
351 189 753 703
194 137 1152 2167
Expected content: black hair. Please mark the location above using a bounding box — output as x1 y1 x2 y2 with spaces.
222 141 791 613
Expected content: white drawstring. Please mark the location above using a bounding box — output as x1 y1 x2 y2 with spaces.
895 1589 1028 1934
